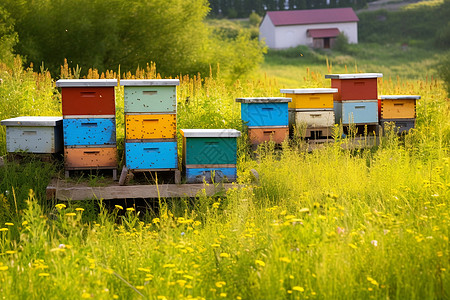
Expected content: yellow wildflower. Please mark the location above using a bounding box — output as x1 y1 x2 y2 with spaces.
115 205 123 210
75 208 85 211
292 286 304 292
38 273 50 277
0 228 8 232
348 243 357 249
5 222 14 226
299 208 310 213
219 253 230 258
138 268 151 273
279 257 291 263
22 221 28 226
220 293 227 298
152 218 160 224
0 266 8 271
81 293 91 298
255 260 265 267
126 207 135 212
5 250 16 254
136 286 144 290
55 203 66 210
216 281 226 288
65 213 76 217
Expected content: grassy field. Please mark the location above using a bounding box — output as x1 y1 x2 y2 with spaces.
0 45 449 299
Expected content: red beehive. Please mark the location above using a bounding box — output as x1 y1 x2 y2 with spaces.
56 79 117 116
325 73 383 101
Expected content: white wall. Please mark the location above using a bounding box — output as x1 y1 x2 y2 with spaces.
259 15 276 48
264 21 358 49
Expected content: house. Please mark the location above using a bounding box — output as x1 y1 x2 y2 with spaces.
259 7 359 49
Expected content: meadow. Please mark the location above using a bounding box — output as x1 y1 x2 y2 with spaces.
0 44 449 299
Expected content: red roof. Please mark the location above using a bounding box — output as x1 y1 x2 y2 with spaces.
307 28 340 38
266 8 359 26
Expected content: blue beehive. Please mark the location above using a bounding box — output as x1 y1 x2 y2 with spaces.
334 100 378 125
125 141 178 170
63 118 116 146
236 97 291 127
1 116 63 153
180 129 241 184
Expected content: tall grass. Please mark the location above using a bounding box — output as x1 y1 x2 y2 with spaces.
0 53 449 299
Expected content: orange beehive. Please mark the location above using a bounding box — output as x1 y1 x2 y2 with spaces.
248 127 289 144
380 95 420 119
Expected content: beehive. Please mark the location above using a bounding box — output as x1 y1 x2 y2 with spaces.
380 95 420 119
280 88 337 109
180 129 241 183
1 116 63 153
334 100 379 125
288 110 335 129
235 97 290 145
121 79 180 175
380 119 415 134
325 73 383 101
56 79 118 179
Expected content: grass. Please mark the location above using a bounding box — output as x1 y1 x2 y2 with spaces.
0 44 449 298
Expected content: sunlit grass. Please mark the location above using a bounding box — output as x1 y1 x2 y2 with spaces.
0 48 449 298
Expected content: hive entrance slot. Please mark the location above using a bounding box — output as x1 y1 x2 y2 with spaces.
143 91 157 95
22 131 37 135
80 92 96 97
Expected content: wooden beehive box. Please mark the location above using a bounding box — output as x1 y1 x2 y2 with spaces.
122 79 179 113
1 116 63 153
235 97 291 127
56 79 117 116
247 127 289 144
180 129 241 183
380 95 420 119
63 118 116 146
280 88 337 109
334 100 378 125
125 141 178 170
380 118 415 134
288 110 335 128
125 114 176 140
325 73 383 101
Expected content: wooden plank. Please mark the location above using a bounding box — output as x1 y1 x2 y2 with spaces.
47 179 238 201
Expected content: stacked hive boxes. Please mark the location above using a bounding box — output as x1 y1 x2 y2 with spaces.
121 79 180 183
379 95 420 134
325 73 382 130
1 116 63 154
56 79 118 179
280 88 337 139
235 97 291 145
180 129 241 183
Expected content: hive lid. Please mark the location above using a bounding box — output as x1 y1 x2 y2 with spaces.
280 88 338 94
1 116 63 126
235 97 291 103
180 129 241 138
380 95 421 100
120 79 180 86
325 73 383 79
55 79 118 87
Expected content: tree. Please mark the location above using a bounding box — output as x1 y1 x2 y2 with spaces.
0 5 17 66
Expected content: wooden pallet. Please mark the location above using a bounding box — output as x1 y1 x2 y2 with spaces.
46 178 237 201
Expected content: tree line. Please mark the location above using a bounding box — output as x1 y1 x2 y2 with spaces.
0 0 265 79
209 0 376 18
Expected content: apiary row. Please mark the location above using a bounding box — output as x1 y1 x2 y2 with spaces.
235 73 419 145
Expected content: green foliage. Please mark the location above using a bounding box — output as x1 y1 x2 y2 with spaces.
358 0 450 48
438 52 450 96
248 11 261 26
0 5 17 67
1 0 265 79
333 32 349 52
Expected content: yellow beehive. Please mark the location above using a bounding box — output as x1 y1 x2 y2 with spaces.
280 88 337 109
125 114 176 140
